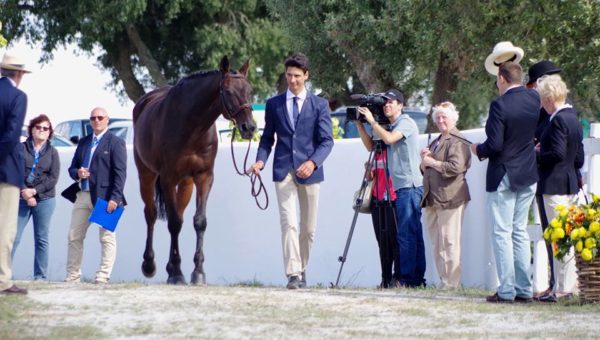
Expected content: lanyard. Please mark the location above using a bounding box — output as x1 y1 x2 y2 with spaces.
26 149 40 184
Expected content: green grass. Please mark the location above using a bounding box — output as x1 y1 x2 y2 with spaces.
0 294 104 339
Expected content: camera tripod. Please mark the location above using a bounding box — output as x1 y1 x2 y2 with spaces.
333 139 398 288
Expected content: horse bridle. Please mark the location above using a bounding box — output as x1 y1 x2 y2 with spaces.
219 73 252 123
219 72 269 210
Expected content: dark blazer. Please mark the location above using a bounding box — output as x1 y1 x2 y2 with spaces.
538 107 584 195
0 77 27 188
22 138 60 199
256 92 334 184
68 131 127 206
476 86 540 192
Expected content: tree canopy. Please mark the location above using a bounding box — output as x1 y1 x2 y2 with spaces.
266 0 600 130
0 0 291 102
2 1 599 129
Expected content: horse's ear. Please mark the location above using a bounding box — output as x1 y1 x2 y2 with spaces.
219 56 230 73
239 59 250 77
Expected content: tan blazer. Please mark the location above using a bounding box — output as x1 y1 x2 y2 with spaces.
421 128 471 209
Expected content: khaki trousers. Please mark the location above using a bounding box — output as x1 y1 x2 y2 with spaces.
65 191 117 282
275 172 320 277
543 194 579 294
424 204 466 289
0 183 19 290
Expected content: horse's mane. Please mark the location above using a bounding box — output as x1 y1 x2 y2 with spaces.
183 69 220 82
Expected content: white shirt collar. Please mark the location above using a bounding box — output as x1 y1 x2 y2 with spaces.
286 88 307 101
93 128 109 141
549 103 573 121
502 84 521 95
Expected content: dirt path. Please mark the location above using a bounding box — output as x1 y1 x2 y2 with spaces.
3 281 600 339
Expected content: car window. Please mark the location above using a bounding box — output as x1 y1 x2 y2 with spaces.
70 121 82 139
83 121 93 136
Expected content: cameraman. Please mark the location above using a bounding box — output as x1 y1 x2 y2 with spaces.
356 89 426 288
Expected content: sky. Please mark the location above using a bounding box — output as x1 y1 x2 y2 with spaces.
2 39 135 125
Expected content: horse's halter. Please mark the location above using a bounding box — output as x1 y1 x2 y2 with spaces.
219 72 252 123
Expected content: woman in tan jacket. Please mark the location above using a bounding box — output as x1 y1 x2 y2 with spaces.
420 102 471 289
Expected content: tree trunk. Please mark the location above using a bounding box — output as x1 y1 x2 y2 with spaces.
428 51 458 132
109 36 146 103
126 25 168 87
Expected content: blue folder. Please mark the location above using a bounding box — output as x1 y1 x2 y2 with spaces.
89 198 124 232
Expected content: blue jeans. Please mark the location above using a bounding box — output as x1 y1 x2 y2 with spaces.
395 186 426 287
488 176 536 300
12 197 56 280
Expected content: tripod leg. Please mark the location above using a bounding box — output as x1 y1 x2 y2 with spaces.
334 208 362 288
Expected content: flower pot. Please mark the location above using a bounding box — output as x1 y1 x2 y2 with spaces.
575 253 600 303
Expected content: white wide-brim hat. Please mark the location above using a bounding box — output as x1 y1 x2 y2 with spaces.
484 41 524 76
0 53 32 73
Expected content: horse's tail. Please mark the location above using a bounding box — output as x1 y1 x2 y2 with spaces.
155 176 168 221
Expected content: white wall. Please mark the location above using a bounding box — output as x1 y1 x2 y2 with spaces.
13 129 501 288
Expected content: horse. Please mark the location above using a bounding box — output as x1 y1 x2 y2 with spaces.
132 56 256 285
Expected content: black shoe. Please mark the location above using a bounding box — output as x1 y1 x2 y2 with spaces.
485 293 513 304
537 292 557 303
287 276 301 290
514 295 533 303
299 272 306 288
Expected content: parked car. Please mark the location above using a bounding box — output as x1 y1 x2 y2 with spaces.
54 117 130 144
331 106 428 138
107 120 134 144
50 134 75 147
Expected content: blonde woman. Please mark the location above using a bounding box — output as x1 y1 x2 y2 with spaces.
535 74 584 302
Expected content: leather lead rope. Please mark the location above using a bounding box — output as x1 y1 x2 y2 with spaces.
229 127 269 210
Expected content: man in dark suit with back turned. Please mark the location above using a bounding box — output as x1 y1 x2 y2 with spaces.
0 53 30 295
471 61 540 303
249 53 334 289
64 107 127 284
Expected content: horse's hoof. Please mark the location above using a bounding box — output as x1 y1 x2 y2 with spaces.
167 275 187 285
141 261 156 278
191 272 206 285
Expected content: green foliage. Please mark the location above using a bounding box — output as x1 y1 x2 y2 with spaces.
0 0 291 102
0 20 6 47
331 117 344 139
267 0 600 129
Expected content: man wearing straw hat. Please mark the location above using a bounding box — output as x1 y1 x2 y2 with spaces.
472 42 540 303
0 52 32 295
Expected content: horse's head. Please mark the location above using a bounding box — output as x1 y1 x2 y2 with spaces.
219 56 257 140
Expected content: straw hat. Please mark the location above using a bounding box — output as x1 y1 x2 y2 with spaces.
484 41 524 76
1 52 32 73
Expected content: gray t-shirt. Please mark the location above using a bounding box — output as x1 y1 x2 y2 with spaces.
386 114 423 190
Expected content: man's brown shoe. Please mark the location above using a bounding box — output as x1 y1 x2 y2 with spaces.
485 293 513 303
0 285 28 295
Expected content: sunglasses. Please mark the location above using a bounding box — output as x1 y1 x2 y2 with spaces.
34 125 50 131
90 116 106 121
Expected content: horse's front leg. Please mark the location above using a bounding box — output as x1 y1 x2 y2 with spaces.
164 178 192 285
135 152 158 278
191 172 214 285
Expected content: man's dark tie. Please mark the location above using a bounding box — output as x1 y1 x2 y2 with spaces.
293 96 300 127
81 136 98 191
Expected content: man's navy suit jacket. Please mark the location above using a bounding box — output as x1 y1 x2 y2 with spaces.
0 77 27 188
476 86 540 192
538 106 584 195
68 131 127 206
256 92 334 184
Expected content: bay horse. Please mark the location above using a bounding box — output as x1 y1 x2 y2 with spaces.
132 56 256 284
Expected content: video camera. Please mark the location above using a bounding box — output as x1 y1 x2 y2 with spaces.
346 93 391 125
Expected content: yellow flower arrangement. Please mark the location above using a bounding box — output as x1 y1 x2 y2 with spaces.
544 194 600 262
